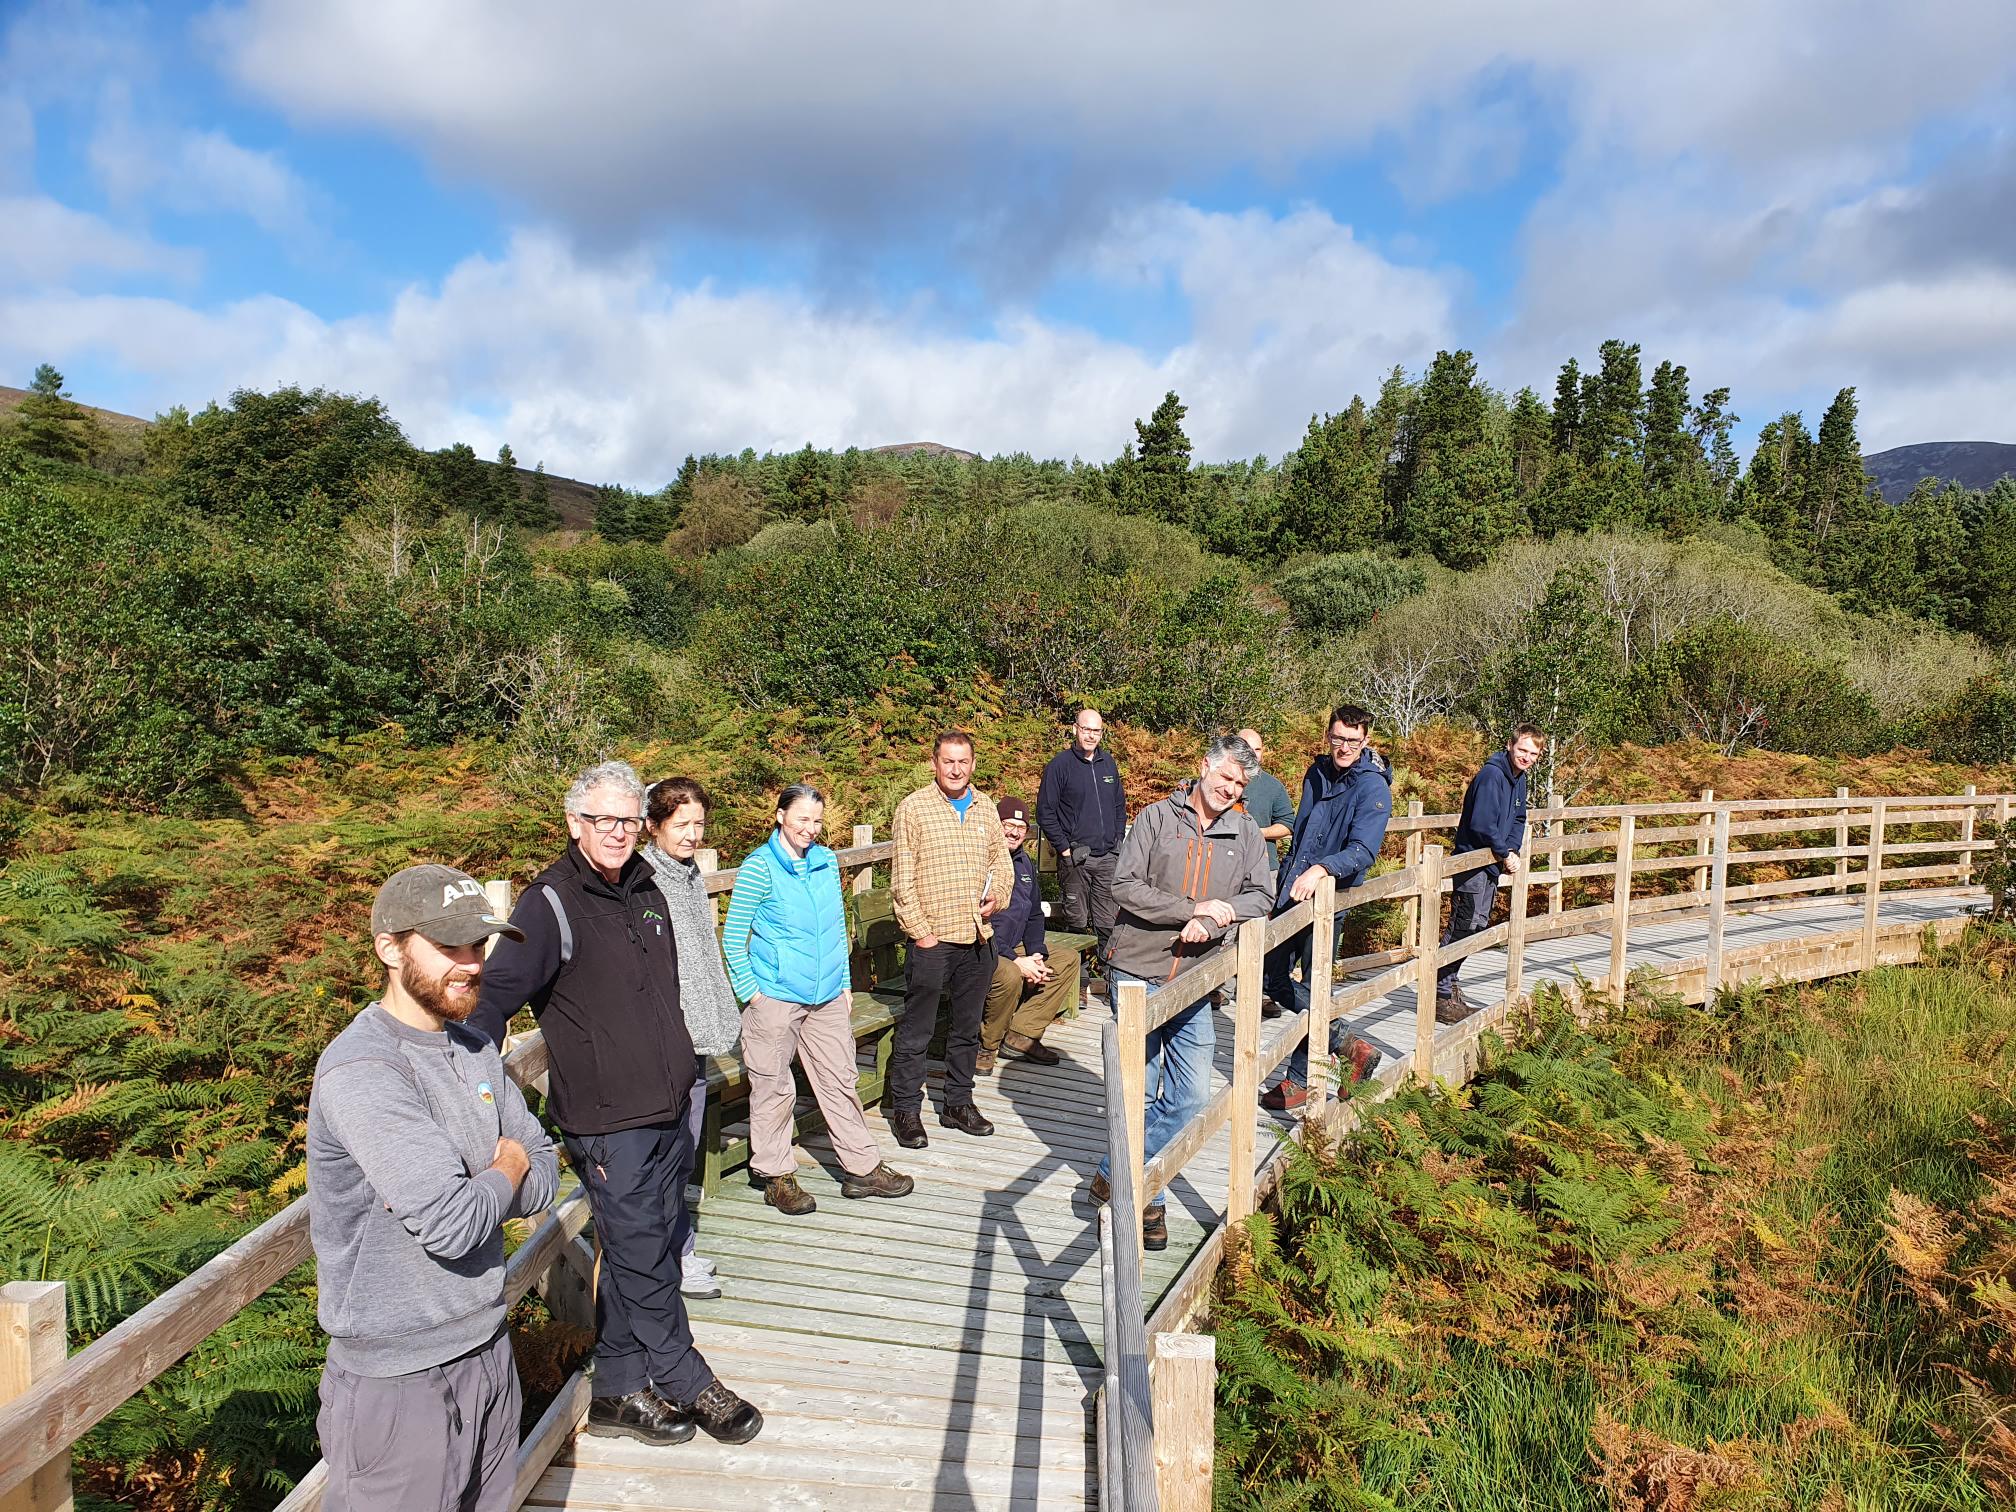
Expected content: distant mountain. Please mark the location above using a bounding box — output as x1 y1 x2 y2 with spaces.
1863 441 2016 503
0 384 151 436
869 441 982 461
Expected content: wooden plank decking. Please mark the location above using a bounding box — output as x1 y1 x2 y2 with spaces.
524 888 1984 1511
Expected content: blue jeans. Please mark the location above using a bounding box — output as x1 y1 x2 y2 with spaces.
1265 923 1350 1087
1096 968 1216 1209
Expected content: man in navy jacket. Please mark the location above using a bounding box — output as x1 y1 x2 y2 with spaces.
1260 704 1392 1109
1036 708 1127 967
1437 724 1547 1020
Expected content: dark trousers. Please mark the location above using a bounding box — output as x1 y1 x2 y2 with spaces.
891 938 995 1112
1436 866 1499 997
561 1119 714 1403
1265 922 1351 1085
1059 849 1119 956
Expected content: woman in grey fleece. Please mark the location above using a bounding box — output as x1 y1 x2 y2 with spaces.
642 777 745 1300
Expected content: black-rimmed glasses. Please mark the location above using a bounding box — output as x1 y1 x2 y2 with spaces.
576 813 644 836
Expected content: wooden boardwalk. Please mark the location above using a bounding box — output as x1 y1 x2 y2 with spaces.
522 889 1980 1511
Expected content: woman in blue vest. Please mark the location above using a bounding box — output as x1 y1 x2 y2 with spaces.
722 784 913 1214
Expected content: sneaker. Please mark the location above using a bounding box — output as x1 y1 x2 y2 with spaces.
680 1256 722 1299
586 1389 695 1446
1260 1078 1307 1111
758 1172 816 1215
840 1162 914 1199
681 1379 763 1445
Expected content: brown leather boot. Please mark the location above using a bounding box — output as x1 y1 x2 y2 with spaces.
759 1172 816 1215
975 1047 997 1074
1142 1204 1169 1251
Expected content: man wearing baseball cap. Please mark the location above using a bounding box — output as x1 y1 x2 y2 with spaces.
976 795 1081 1075
306 863 558 1512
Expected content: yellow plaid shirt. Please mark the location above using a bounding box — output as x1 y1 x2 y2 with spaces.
890 783 1016 944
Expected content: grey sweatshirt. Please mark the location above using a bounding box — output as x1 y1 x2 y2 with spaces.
641 843 743 1058
307 1003 558 1376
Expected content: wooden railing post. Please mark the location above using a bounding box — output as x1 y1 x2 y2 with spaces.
481 879 513 958
1115 980 1150 1225
1303 875 1337 1122
1862 800 1886 969
1546 782 1563 916
697 847 720 926
1401 799 1425 940
1834 786 1851 894
1704 807 1730 1000
1504 821 1531 1004
1412 846 1444 1085
1226 919 1266 1227
0 1282 70 1512
1150 1332 1214 1512
1609 813 1636 1005
1692 788 1714 897
851 823 875 894
1961 784 1978 889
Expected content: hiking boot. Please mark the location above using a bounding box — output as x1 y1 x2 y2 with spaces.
586 1388 695 1446
1261 1078 1307 1111
1341 1036 1383 1089
680 1255 722 1299
681 1379 764 1445
939 1102 995 1137
1142 1204 1169 1252
759 1172 816 1215
1088 1171 1110 1205
975 1047 998 1074
840 1162 914 1199
1434 985 1472 1025
888 1109 929 1149
1003 1030 1061 1065
1260 996 1285 1019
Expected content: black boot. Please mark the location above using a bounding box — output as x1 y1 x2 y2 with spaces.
681 1379 764 1444
888 1109 928 1149
586 1388 695 1445
939 1102 995 1137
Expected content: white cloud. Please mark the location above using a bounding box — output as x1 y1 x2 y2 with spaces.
0 193 195 285
0 205 1456 477
89 96 323 240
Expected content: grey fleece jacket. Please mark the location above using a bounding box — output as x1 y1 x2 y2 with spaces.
1105 780 1277 982
307 1003 558 1376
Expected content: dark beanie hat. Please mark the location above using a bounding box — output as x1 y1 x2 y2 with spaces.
997 795 1028 824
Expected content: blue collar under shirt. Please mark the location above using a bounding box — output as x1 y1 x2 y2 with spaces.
947 789 976 819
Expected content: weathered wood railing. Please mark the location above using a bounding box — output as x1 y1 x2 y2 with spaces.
1097 785 2013 1508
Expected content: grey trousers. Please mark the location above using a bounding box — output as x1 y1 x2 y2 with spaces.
317 1330 519 1512
1059 849 1119 952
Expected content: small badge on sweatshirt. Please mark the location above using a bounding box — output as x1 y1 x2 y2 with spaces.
477 1081 495 1105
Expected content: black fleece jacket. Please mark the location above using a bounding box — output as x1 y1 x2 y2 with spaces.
472 844 697 1137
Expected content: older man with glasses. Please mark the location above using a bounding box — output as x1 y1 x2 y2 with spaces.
475 760 762 1451
1259 704 1393 1111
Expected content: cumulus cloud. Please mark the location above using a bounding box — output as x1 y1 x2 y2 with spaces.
0 204 1456 477
0 194 195 285
90 102 325 240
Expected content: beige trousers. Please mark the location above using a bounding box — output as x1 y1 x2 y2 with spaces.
742 991 883 1179
980 942 1082 1053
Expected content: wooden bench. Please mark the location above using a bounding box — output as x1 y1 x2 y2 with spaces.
696 885 1095 1193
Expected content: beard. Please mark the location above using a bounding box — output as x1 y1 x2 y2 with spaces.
401 956 482 1023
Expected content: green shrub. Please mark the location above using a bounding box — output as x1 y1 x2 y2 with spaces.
1273 552 1427 632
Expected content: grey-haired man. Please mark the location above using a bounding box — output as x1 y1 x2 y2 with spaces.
308 864 557 1512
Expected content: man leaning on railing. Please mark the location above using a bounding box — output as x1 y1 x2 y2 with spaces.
1087 733 1275 1252
1437 724 1546 1022
307 864 557 1512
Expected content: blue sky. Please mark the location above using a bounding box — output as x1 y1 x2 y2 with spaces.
3 0 2014 487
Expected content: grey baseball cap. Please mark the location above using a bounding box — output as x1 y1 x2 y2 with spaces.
371 863 525 947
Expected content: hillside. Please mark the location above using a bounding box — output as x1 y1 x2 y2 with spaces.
0 384 150 437
1864 440 2016 502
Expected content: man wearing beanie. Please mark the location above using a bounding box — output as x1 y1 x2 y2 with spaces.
976 795 1081 1075
307 863 558 1512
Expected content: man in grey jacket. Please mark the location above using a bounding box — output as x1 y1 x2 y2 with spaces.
1088 734 1274 1251
308 864 559 1512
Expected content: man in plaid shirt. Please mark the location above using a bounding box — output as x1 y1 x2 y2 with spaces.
887 730 1016 1149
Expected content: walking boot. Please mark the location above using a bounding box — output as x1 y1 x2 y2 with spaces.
1434 984 1473 1025
888 1109 929 1149
585 1388 695 1446
681 1379 764 1444
939 1102 995 1137
840 1162 914 1199
1342 1036 1383 1089
1087 1171 1110 1205
1003 1030 1062 1065
1261 1078 1307 1111
1142 1204 1169 1252
758 1172 816 1215
974 1047 997 1075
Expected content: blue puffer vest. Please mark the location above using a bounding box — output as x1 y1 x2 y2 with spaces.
747 834 851 1005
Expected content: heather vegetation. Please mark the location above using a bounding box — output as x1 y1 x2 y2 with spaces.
1217 926 2016 1510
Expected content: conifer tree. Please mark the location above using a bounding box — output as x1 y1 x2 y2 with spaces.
1134 390 1192 526
1280 400 1386 554
1550 358 1582 457
593 483 634 541
1689 386 1740 503
1507 386 1554 497
1740 413 1814 557
517 460 559 529
492 443 521 518
1806 387 1871 549
15 363 90 463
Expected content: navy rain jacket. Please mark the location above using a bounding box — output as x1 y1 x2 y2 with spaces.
1273 747 1394 911
1452 748 1529 869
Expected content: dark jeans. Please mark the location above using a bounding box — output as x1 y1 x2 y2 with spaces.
561 1118 713 1403
891 938 995 1112
1264 922 1351 1085
1059 849 1119 955
1436 865 1499 997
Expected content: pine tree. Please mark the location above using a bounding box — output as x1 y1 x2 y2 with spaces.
593 483 634 541
1550 358 1582 458
1280 400 1386 554
1134 390 1193 526
517 460 559 529
782 443 836 520
1393 349 1488 533
491 443 521 519
1688 386 1740 504
1578 340 1644 471
1507 386 1554 497
1739 414 1814 558
14 363 90 463
1965 479 2016 644
1806 387 1871 549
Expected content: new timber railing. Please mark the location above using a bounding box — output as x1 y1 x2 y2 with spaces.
1094 784 2013 1510
0 789 2009 1510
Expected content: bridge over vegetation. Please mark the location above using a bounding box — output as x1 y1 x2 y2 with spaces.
0 787 2008 1511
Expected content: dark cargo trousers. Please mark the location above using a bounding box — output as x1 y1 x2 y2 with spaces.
317 1330 518 1512
562 1117 715 1404
890 938 995 1113
1059 849 1119 957
1436 865 1500 998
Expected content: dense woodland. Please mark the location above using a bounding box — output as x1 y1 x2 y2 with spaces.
3 346 2016 1508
